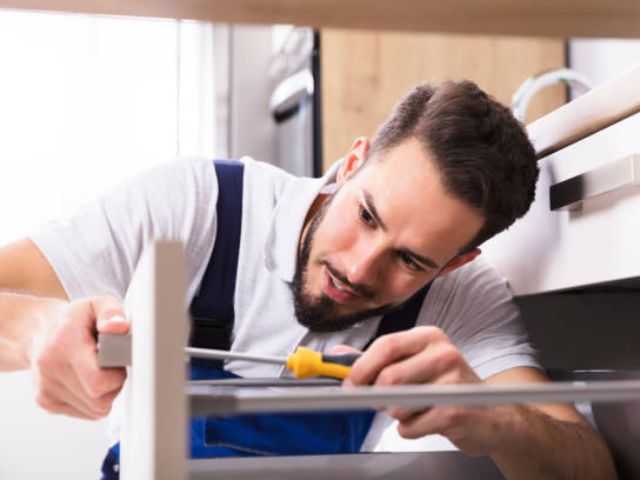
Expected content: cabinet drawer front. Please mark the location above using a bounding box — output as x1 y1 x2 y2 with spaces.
483 111 640 295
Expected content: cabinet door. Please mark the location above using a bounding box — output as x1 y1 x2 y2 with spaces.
321 29 565 171
483 111 640 295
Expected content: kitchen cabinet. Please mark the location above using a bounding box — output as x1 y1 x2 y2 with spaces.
3 0 640 39
483 72 640 295
321 29 565 169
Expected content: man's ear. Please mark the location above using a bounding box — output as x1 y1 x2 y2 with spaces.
337 136 370 185
437 248 481 277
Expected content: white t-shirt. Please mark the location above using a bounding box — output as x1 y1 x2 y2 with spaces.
30 156 539 450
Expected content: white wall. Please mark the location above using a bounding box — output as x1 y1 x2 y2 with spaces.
0 373 110 479
0 11 223 478
569 38 640 87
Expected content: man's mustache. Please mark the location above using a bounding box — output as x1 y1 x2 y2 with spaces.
322 260 377 301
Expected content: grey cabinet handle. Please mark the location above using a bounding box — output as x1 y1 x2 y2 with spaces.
269 68 314 120
549 153 640 211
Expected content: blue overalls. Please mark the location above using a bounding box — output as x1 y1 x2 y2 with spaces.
101 160 431 478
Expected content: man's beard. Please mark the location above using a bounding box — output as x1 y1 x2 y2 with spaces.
291 199 397 333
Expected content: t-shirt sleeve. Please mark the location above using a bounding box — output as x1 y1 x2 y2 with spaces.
421 256 540 379
29 157 218 302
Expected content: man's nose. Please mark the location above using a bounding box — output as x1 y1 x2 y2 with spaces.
346 242 385 287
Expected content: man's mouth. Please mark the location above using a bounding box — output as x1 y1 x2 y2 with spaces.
321 264 367 304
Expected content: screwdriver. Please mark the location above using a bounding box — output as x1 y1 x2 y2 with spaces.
97 334 360 380
187 346 360 380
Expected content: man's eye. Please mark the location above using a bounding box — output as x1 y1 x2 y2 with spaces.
359 205 375 226
397 251 421 271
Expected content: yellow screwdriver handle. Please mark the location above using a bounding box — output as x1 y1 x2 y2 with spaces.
286 346 354 380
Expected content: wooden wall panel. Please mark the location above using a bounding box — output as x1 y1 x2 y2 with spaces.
321 30 565 170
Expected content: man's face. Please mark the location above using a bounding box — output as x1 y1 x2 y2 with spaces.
292 137 484 332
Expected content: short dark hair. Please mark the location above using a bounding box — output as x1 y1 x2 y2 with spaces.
369 80 538 251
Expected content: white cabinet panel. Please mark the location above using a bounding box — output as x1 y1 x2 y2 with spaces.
483 111 640 295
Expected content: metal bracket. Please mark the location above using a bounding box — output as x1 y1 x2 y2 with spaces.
98 333 131 367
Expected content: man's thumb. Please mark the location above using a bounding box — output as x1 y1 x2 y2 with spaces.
93 299 130 334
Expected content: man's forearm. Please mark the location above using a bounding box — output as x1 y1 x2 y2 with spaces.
0 291 60 371
491 404 617 480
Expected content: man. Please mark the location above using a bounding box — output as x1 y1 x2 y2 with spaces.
0 80 616 478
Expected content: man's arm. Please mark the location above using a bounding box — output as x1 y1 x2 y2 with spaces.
486 367 616 480
0 238 68 300
0 238 66 370
0 238 129 419
345 327 617 480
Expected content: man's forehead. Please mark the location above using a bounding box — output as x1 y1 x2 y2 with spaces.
354 152 441 203
348 166 483 262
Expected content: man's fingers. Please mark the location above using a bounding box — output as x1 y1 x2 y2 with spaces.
388 405 432 423
70 346 127 400
328 344 361 355
35 348 121 418
62 298 128 399
28 296 128 421
34 360 107 419
35 392 99 420
347 326 447 385
97 315 129 335
93 298 129 334
395 406 445 439
38 373 106 419
62 359 124 414
374 342 465 386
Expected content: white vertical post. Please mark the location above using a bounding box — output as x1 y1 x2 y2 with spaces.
121 241 188 480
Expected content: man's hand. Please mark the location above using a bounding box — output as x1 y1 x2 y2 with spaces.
28 297 129 420
339 326 510 456
338 326 617 479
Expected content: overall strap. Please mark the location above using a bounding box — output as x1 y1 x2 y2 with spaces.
189 160 244 363
102 159 246 479
368 282 431 345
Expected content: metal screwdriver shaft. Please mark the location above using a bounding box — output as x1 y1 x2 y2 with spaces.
185 347 287 365
98 333 357 379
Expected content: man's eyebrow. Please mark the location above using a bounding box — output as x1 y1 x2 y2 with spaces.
361 190 440 270
362 190 387 231
405 250 440 270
